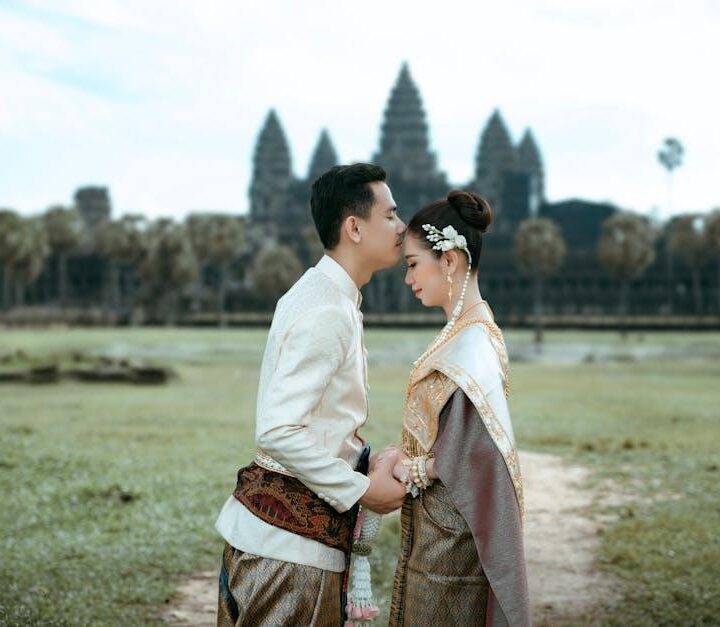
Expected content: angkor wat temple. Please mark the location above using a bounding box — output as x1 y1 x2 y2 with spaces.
246 63 713 318
13 64 717 321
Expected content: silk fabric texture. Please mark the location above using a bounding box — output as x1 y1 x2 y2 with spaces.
393 311 531 626
216 255 371 572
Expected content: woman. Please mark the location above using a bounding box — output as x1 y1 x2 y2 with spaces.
388 190 530 626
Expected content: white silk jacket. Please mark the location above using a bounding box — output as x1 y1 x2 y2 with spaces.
215 255 371 572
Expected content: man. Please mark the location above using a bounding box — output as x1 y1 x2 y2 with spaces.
216 163 408 626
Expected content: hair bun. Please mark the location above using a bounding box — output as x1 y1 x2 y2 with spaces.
446 190 493 234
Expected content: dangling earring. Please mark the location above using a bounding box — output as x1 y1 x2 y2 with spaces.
447 274 453 303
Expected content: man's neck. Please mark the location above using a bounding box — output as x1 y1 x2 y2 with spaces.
325 250 373 289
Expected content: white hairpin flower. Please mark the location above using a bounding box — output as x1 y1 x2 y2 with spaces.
421 223 472 264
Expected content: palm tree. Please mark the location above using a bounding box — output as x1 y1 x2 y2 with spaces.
657 137 684 216
597 212 657 336
667 214 710 315
43 205 83 307
252 244 302 307
704 208 720 314
140 219 198 324
94 215 147 313
513 218 566 351
0 209 22 310
186 214 213 313
206 215 246 327
8 218 50 306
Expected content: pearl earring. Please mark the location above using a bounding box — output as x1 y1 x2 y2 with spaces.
447 274 453 303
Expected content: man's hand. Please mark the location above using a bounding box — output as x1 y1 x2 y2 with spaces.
369 444 399 473
359 449 407 514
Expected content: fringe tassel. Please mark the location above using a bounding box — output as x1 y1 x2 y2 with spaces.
401 428 427 458
344 507 382 626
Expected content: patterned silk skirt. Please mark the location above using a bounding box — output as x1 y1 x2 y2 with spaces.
217 542 342 627
390 480 490 626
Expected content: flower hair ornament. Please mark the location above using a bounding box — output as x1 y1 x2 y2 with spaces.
413 224 474 365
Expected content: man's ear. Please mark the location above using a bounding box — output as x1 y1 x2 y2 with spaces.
343 215 362 245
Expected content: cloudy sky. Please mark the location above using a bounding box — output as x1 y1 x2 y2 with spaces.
1 0 718 221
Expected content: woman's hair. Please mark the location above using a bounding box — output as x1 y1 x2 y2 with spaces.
407 190 494 270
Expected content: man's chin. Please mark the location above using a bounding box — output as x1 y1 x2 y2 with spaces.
372 254 399 271
386 247 403 267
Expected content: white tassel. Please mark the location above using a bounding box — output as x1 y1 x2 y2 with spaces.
344 507 382 626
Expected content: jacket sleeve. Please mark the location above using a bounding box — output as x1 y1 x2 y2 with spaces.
255 304 370 513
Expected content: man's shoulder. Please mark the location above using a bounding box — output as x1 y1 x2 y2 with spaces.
282 268 349 308
272 268 352 334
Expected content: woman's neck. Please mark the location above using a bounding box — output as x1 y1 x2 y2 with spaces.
442 273 483 320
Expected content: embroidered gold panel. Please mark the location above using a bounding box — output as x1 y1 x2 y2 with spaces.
402 370 458 457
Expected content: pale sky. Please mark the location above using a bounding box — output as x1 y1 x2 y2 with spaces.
1 0 718 222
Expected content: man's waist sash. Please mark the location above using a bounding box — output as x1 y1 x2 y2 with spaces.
232 447 369 554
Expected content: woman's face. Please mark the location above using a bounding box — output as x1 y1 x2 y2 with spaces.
404 233 447 308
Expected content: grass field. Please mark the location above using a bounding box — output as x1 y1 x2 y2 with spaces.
1 328 719 625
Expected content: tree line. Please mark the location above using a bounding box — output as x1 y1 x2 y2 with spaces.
0 208 314 325
1 205 719 331
514 209 720 348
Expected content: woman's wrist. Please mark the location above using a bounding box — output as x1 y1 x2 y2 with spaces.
398 454 436 497
425 458 437 481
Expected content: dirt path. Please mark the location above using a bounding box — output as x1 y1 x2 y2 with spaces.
162 451 614 625
521 451 614 625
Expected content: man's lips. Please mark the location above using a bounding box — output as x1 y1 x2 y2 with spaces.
413 289 422 297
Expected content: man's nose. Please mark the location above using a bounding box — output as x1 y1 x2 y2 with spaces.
397 219 407 234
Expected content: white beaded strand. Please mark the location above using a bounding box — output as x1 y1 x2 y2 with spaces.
413 224 473 367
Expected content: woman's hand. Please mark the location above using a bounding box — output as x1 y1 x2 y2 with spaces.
370 444 400 473
392 455 438 483
392 452 410 483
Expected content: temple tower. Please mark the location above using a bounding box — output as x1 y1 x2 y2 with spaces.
473 109 517 210
249 109 293 225
373 63 440 183
74 186 112 247
307 129 339 182
517 129 544 216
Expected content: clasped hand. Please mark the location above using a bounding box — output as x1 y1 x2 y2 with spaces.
359 445 409 514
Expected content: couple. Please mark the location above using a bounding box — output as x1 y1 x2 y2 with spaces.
215 163 530 626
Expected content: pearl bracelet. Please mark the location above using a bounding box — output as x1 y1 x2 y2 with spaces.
401 455 434 497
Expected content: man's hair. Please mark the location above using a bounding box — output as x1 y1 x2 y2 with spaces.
310 163 387 249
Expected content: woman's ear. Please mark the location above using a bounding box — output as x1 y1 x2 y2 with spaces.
343 215 362 244
442 249 461 276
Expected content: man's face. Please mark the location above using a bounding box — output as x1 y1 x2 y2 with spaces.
356 182 406 271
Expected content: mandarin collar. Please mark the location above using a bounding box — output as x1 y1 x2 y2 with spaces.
316 255 363 309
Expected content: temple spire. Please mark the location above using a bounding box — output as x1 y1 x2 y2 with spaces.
517 130 542 173
250 109 293 223
373 63 438 180
251 109 292 183
473 109 517 206
307 129 339 182
517 128 545 211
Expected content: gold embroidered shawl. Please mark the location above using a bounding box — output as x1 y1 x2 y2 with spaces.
401 318 524 517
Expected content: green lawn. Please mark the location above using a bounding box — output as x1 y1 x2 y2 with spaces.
1 328 718 625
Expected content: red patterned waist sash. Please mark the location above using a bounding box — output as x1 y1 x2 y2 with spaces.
232 450 368 553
